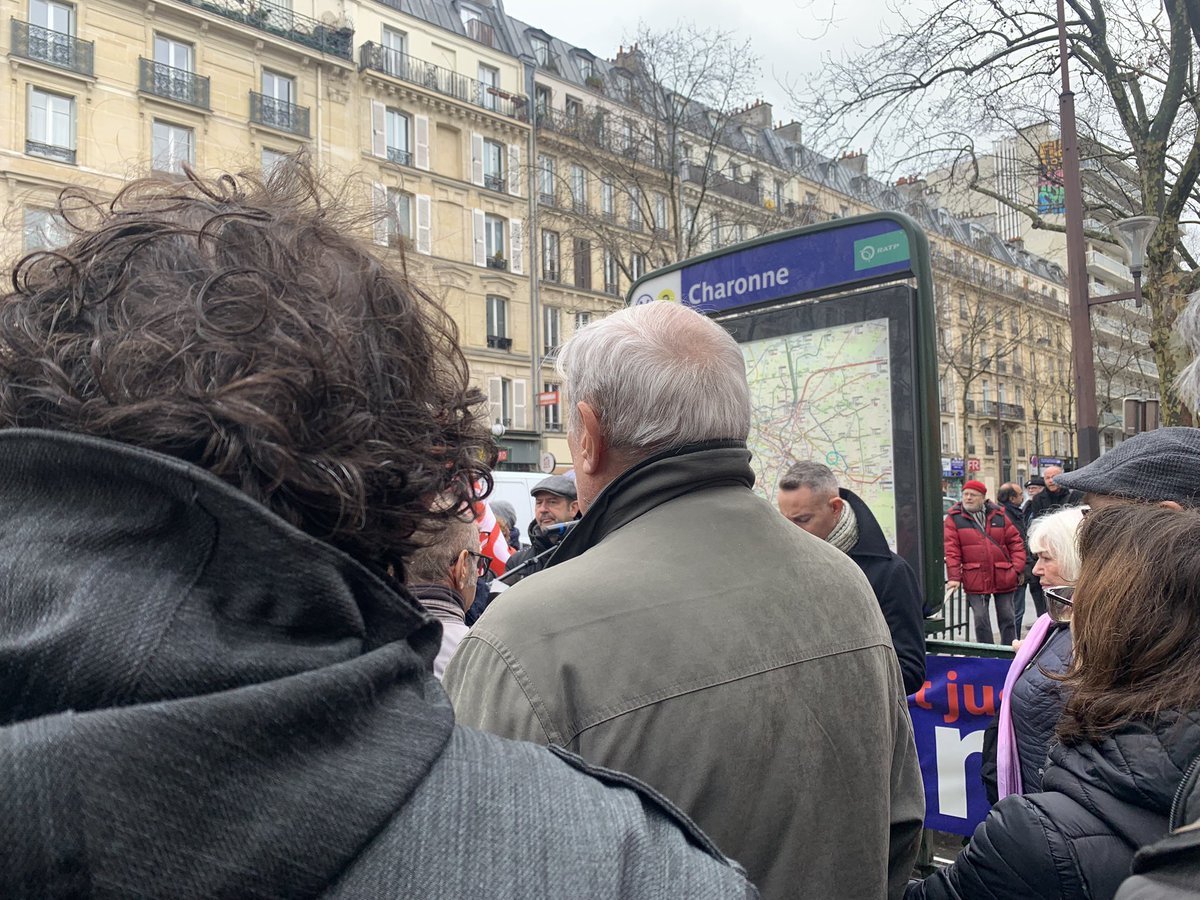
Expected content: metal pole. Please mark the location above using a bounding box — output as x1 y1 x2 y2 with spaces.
523 58 542 455
1057 0 1100 465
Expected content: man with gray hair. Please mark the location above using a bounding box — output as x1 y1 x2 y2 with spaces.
404 517 482 679
446 302 924 900
776 461 926 695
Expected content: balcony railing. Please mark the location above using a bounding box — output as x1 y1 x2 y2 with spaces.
542 264 560 283
979 401 1026 421
487 334 512 350
387 146 412 166
249 91 310 136
11 19 94 75
604 281 619 296
25 139 76 164
539 192 557 207
486 256 508 270
174 0 353 59
484 173 506 192
139 58 210 109
358 43 527 119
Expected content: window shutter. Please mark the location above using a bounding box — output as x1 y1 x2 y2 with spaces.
470 132 484 185
487 377 503 425
371 101 386 158
372 182 388 245
513 379 528 430
414 115 430 170
508 144 521 196
509 218 524 275
416 195 432 255
472 208 486 267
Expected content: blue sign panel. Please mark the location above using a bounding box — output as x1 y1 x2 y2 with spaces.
631 217 913 314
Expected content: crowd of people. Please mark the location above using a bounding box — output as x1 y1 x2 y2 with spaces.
0 162 1197 899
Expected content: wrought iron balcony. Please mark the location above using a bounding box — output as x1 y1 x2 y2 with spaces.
387 146 412 166
979 401 1026 421
25 139 76 164
542 264 560 283
139 58 210 109
358 43 526 119
484 173 506 192
486 255 508 270
11 19 94 75
249 91 309 136
487 334 512 350
174 0 352 59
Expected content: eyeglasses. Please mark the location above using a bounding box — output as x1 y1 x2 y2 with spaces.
465 551 492 579
1044 585 1075 623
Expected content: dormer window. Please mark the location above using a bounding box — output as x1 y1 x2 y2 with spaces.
578 56 594 80
531 36 550 67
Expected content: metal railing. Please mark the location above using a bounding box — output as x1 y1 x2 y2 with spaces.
249 91 310 136
387 146 412 166
358 43 526 119
11 19 94 75
484 173 506 192
25 139 76 164
139 58 210 108
979 400 1026 420
486 256 508 271
486 334 512 349
174 0 353 59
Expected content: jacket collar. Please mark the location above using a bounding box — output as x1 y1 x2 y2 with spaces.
0 429 455 897
410 583 468 625
546 440 754 569
839 488 892 560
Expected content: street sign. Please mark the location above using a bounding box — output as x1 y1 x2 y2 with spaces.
968 458 981 473
628 213 942 605
536 390 560 406
538 451 556 474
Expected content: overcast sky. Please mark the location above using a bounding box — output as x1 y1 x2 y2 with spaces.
504 0 903 122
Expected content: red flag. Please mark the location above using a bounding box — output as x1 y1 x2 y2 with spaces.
474 496 510 576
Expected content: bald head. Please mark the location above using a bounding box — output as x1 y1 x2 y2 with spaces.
1044 466 1064 490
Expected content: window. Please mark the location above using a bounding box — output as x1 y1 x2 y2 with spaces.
152 120 193 174
461 7 493 46
574 311 592 331
531 36 550 67
486 295 508 348
537 154 555 205
484 214 506 262
543 381 562 431
998 383 1007 404
980 339 989 361
543 306 561 356
384 188 412 246
600 178 614 219
578 56 594 80
628 191 642 231
653 192 668 231
386 108 411 165
262 70 294 104
603 250 619 295
982 380 991 403
483 139 504 190
381 26 407 76
1016 385 1024 406
534 84 552 119
565 96 583 121
541 230 560 282
773 179 784 209
154 34 192 72
940 422 952 452
478 64 499 110
259 70 298 132
23 207 67 252
26 87 75 163
261 147 288 176
498 377 513 426
29 0 76 66
569 165 586 211
31 0 74 33
620 117 635 153
573 238 591 290
967 425 975 448
630 253 646 281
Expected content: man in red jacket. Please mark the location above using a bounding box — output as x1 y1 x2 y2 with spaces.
944 480 1027 645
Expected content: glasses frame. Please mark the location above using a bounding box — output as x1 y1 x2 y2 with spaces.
465 550 493 579
1044 585 1075 623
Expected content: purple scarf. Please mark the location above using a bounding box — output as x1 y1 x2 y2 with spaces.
996 613 1057 798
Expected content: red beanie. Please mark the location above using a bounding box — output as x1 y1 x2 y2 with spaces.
963 480 987 495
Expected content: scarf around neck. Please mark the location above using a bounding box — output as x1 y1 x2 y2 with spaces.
826 499 859 554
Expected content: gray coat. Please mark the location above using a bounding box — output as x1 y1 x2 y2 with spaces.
0 429 756 900
446 443 925 900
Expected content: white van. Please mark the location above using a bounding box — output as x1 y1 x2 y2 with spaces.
487 472 549 546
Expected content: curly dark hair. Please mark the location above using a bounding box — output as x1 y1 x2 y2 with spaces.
0 161 494 569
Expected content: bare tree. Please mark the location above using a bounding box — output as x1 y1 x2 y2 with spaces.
536 22 781 287
791 0 1200 423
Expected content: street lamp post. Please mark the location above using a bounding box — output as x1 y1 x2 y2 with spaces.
1056 0 1157 465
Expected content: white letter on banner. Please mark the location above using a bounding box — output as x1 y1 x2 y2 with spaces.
934 726 985 820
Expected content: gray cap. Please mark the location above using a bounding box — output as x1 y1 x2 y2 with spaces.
490 500 517 529
531 474 577 500
1054 427 1200 506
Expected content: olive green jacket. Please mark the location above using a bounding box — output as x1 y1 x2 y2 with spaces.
445 444 924 900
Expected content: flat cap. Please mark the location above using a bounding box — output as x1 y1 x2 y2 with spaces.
1054 427 1200 506
1024 475 1045 488
530 474 577 500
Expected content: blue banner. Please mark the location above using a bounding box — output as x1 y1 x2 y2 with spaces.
630 217 914 314
908 654 1012 835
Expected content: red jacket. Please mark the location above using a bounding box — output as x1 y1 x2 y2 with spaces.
944 500 1027 594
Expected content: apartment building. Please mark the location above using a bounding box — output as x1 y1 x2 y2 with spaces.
2 0 1082 479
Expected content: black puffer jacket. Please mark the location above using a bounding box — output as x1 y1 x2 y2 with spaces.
1116 754 1200 900
1010 623 1073 793
909 710 1200 900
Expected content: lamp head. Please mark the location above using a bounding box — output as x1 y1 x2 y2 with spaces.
1111 215 1159 274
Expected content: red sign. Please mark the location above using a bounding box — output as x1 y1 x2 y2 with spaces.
497 448 509 462
536 390 560 407
967 458 981 473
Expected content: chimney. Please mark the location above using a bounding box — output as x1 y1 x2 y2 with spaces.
775 121 802 143
839 150 867 177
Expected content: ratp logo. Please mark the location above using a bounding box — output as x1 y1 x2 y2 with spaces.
860 245 877 262
854 230 911 271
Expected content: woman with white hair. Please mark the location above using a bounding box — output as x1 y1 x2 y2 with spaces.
992 505 1086 799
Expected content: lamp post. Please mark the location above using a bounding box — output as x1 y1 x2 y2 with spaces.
1056 0 1157 465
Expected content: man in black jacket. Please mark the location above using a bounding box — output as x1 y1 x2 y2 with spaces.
504 474 580 584
997 482 1033 631
778 461 926 695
